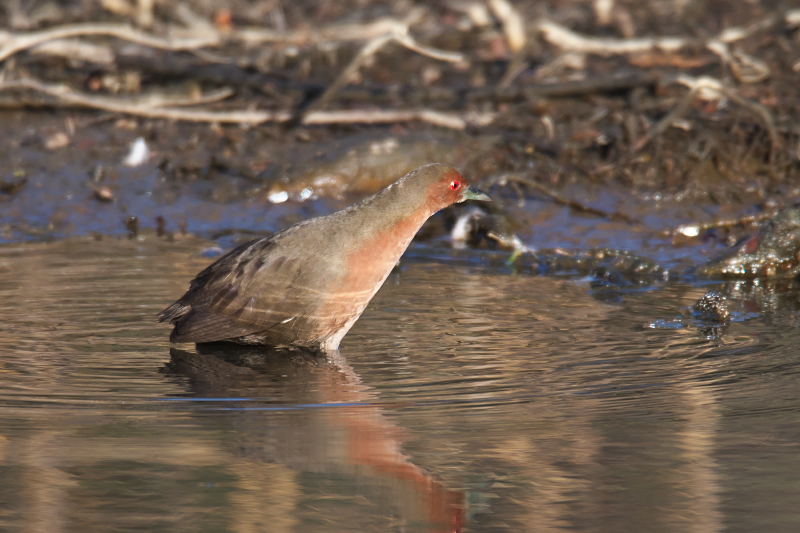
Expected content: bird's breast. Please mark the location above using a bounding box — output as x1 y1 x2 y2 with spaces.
315 210 429 340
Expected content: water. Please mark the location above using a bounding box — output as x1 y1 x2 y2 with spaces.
1 236 800 532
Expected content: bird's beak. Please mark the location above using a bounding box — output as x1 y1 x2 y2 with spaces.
461 186 491 202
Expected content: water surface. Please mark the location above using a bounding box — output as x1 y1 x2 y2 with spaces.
1 236 799 532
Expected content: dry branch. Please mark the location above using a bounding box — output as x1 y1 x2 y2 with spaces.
488 0 527 53
298 29 464 120
483 172 637 222
635 75 781 152
31 38 116 65
0 78 284 123
0 76 492 129
633 89 697 151
0 8 443 66
538 15 777 56
538 20 688 56
664 212 777 237
235 7 428 45
304 109 494 129
0 23 220 63
677 75 781 149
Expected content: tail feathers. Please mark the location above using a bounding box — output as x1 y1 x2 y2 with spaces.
169 308 257 344
158 302 189 324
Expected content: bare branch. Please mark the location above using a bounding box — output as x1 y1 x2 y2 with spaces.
0 78 283 123
664 212 777 238
0 23 220 63
304 33 394 114
31 39 115 65
0 76 492 129
634 89 697 151
234 7 428 45
488 0 527 53
0 9 438 65
299 30 465 119
393 33 464 63
676 75 781 150
304 109 494 129
538 20 688 56
538 16 777 57
636 75 781 152
483 172 638 222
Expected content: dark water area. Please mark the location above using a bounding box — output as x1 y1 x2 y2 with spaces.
1 236 800 532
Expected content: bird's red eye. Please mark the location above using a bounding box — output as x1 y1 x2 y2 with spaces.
450 180 461 191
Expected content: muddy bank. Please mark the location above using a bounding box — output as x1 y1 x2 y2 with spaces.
1 1 799 249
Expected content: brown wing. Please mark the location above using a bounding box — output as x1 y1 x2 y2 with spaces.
158 225 338 344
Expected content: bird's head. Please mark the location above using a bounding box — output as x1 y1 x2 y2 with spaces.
408 163 491 212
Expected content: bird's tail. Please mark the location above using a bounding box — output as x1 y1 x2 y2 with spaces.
157 302 189 324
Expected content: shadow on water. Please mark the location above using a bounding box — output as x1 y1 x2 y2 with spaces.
162 344 465 533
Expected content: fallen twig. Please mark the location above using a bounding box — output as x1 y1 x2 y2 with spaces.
304 109 494 129
0 9 443 67
538 16 777 56
301 33 394 115
298 28 464 119
31 38 116 65
486 231 538 265
0 76 492 129
538 20 688 56
633 88 697 151
664 211 777 237
488 0 527 53
706 40 770 83
483 172 638 223
467 70 662 101
124 86 235 107
636 75 781 152
686 76 778 147
236 8 428 45
0 23 220 63
0 77 285 122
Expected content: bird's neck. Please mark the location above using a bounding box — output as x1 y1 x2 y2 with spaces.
315 185 435 346
346 180 435 240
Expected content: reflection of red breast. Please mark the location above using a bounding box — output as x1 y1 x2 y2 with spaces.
345 421 465 533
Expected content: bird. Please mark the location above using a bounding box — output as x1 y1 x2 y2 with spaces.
158 163 490 352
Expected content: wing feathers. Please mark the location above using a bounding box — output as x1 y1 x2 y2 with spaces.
170 309 257 344
159 223 336 345
157 302 189 323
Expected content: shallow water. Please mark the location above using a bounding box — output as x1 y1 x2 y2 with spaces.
1 236 800 532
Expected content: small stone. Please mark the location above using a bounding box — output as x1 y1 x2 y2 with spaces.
94 186 114 202
125 216 139 238
122 137 150 167
44 132 70 150
692 291 730 323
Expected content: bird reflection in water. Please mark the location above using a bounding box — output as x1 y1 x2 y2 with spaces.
163 345 465 532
